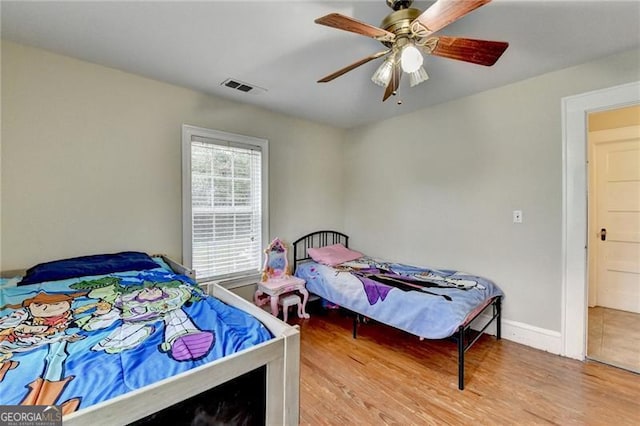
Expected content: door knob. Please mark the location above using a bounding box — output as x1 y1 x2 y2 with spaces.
600 228 607 241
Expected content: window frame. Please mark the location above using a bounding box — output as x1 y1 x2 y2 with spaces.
181 124 269 284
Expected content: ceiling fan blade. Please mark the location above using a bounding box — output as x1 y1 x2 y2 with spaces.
412 0 491 36
315 13 396 43
318 50 391 83
382 61 402 102
429 36 508 66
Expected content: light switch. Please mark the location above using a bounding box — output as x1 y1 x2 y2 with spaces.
513 210 523 224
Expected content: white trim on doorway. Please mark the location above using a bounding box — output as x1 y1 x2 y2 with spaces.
561 81 640 360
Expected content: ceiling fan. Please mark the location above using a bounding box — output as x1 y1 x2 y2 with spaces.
315 0 509 102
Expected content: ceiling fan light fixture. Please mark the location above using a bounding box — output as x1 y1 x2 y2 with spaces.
371 55 395 87
408 66 429 87
400 43 423 73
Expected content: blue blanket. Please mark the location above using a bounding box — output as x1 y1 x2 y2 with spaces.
0 266 272 414
295 256 503 339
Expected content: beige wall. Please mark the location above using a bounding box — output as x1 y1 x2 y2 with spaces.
1 41 345 269
344 49 640 331
3 39 640 335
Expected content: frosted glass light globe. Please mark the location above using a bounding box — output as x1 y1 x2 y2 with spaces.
371 57 394 87
401 44 423 73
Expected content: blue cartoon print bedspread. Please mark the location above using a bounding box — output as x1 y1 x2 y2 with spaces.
295 257 503 339
0 268 272 414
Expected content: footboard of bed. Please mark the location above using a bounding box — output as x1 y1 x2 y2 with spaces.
209 283 301 425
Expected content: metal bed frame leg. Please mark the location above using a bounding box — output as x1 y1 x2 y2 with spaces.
457 296 501 390
496 297 502 340
352 314 358 339
458 326 465 390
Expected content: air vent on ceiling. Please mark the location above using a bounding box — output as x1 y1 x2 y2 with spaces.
220 78 267 95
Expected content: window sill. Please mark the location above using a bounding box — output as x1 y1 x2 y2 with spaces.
206 273 261 290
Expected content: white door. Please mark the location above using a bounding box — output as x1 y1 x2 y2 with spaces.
591 125 640 313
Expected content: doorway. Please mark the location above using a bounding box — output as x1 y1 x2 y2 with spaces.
586 107 640 373
561 81 640 362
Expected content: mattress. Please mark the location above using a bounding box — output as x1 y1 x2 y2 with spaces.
0 255 272 414
295 256 503 339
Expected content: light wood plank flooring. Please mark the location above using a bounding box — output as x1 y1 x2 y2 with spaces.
294 311 639 425
588 306 640 373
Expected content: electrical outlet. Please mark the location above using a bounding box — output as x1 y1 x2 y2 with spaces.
513 210 523 224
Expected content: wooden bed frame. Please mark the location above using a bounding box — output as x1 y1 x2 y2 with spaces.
292 230 501 390
1 255 300 425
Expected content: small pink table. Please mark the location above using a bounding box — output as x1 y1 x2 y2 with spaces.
254 276 310 319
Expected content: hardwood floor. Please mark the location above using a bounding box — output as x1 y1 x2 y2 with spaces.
588 306 640 373
293 310 640 425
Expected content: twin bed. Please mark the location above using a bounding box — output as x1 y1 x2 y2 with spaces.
292 230 503 390
0 252 299 425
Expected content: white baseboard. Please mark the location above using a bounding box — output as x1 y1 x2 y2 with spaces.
471 314 562 355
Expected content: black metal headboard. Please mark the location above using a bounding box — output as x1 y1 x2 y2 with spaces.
292 230 349 273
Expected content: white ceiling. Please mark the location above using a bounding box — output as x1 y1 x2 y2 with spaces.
2 0 639 129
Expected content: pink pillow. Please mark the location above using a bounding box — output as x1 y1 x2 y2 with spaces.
307 244 363 267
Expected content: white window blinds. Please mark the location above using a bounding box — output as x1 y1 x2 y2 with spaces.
184 128 267 282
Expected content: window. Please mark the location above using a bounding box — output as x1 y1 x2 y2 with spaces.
182 125 268 282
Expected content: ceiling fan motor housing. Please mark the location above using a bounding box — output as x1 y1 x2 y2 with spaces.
380 8 422 47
